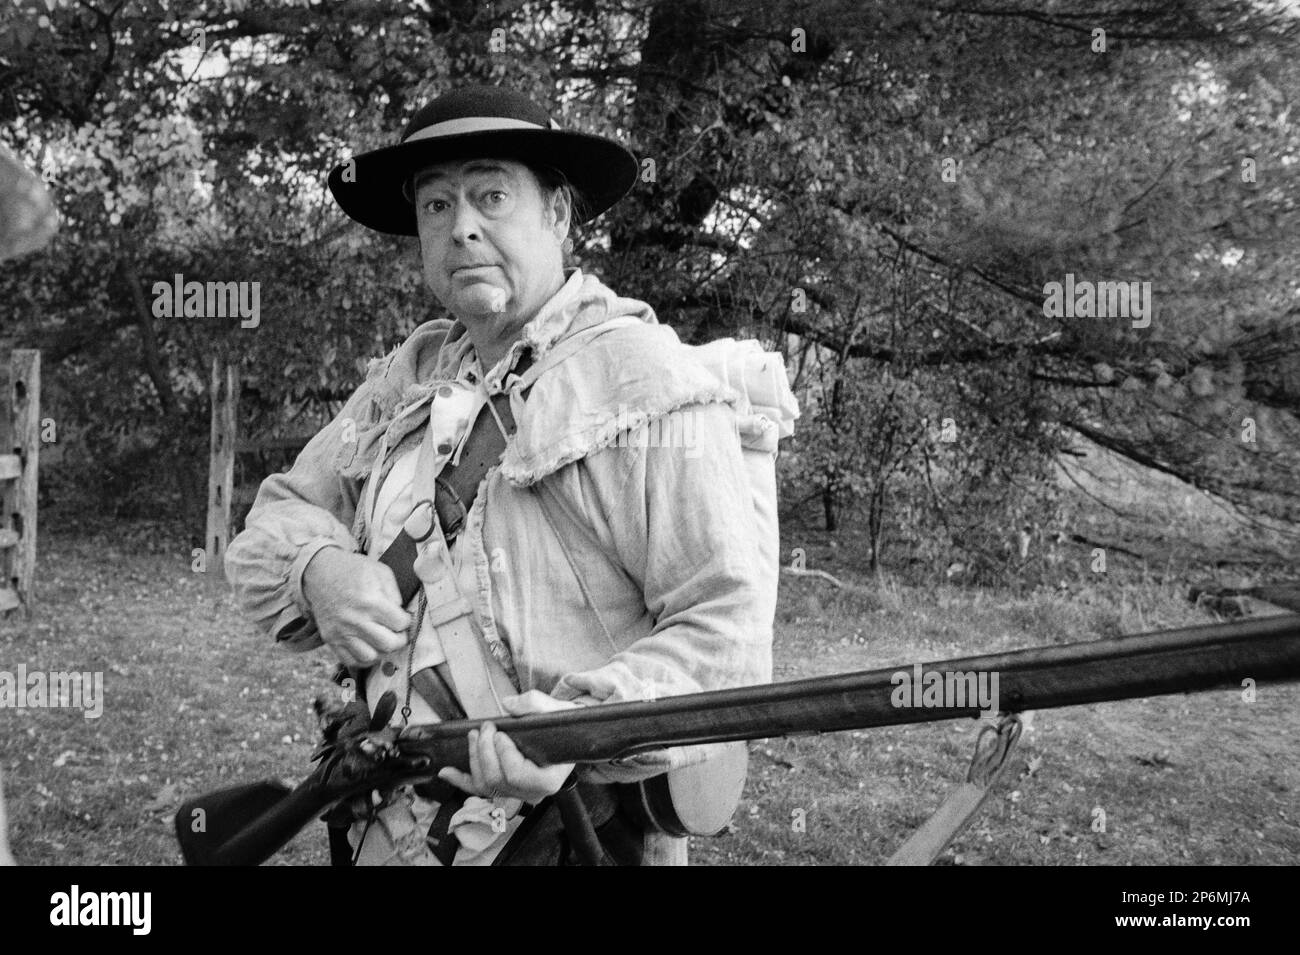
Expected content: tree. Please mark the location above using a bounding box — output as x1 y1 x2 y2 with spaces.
1 0 1296 567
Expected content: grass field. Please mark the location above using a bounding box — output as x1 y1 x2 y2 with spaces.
1 516 1297 866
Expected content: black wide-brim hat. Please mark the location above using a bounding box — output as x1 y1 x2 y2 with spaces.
328 85 639 236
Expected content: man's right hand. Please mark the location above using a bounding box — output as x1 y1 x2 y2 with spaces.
302 547 411 668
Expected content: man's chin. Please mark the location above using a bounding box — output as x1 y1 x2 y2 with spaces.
453 290 510 318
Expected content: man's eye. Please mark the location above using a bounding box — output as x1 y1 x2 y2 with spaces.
423 198 448 213
485 190 507 204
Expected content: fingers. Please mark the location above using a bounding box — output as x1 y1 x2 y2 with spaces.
437 766 477 795
492 728 533 779
437 725 576 805
365 595 412 636
350 563 411 652
437 726 498 798
352 617 408 656
331 634 377 669
477 724 506 794
330 622 403 667
374 564 411 628
467 727 484 788
313 554 411 657
501 690 576 716
329 641 361 670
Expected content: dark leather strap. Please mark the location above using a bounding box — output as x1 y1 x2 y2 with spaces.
555 784 613 866
491 780 642 867
432 351 532 541
379 351 532 606
326 816 356 866
424 799 462 865
410 665 466 721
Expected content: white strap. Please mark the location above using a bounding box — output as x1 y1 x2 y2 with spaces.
410 397 446 510
409 408 517 719
415 537 516 719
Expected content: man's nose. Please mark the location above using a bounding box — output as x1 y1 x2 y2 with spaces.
450 200 482 245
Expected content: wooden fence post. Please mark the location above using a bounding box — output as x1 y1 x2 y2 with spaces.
0 349 39 617
206 355 238 583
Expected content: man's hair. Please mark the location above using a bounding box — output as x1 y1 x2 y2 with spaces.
528 163 589 263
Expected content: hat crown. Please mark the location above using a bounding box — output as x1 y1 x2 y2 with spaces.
402 86 553 142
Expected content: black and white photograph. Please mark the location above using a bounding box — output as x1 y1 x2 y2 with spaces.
0 0 1296 916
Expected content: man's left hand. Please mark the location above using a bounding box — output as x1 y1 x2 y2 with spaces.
437 691 578 805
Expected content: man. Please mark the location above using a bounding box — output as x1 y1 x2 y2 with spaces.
225 85 783 865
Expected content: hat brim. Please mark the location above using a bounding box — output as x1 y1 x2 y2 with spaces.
327 129 639 236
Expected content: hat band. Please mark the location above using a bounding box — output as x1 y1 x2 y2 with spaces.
403 115 561 143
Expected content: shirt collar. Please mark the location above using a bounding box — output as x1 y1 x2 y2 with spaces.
475 267 588 392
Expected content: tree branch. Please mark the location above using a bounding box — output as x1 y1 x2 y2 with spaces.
117 258 179 419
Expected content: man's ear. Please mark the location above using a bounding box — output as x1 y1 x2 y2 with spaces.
548 187 572 240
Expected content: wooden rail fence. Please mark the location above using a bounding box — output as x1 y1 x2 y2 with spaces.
206 355 316 581
0 349 39 617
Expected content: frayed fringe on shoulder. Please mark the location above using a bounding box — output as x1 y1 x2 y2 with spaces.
499 386 741 486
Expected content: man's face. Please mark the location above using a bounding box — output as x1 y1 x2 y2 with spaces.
412 158 568 327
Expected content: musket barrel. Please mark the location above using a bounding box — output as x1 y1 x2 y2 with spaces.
399 614 1300 767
